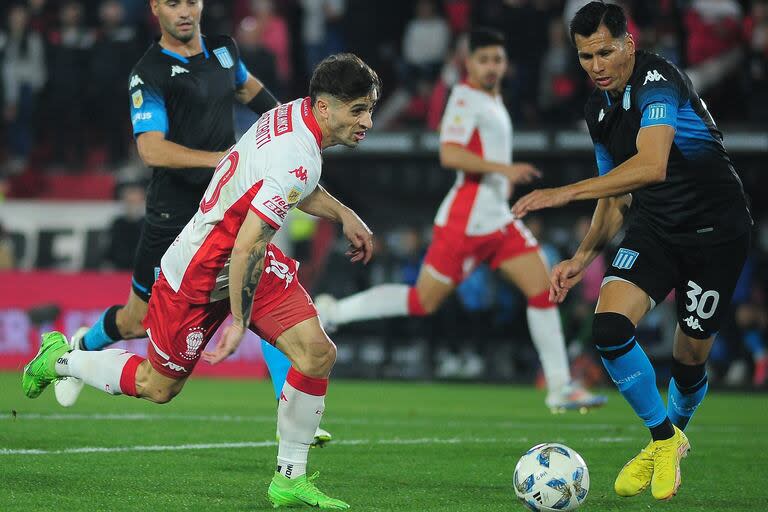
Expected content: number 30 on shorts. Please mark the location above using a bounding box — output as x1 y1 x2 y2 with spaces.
684 280 720 320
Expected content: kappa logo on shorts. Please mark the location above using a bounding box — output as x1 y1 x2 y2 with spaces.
162 361 188 373
683 315 704 332
183 327 205 360
612 248 639 270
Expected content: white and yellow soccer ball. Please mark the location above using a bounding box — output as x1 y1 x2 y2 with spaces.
513 443 589 511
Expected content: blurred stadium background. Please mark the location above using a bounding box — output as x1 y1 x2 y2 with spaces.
1 0 767 391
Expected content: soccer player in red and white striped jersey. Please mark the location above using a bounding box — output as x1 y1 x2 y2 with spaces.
316 29 606 411
24 54 380 509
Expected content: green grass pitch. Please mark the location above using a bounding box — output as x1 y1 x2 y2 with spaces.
1 372 766 511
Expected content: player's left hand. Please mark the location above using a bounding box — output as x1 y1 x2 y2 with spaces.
202 323 245 365
341 211 374 264
512 187 574 218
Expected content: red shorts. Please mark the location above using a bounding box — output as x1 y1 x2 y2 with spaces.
423 220 539 284
144 274 317 379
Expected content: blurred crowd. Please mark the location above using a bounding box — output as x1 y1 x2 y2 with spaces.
0 0 767 174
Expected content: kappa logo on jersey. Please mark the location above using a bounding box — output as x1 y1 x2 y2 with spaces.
265 250 295 289
612 248 639 270
647 103 667 120
263 195 291 219
290 166 308 183
683 315 704 332
598 108 605 122
171 65 189 77
129 74 143 88
213 47 234 68
132 90 143 108
643 69 667 85
182 327 205 360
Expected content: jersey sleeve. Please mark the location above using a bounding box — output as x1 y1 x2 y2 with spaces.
439 87 478 146
128 64 168 136
636 61 683 130
228 36 249 87
584 96 614 175
594 143 614 176
250 158 309 229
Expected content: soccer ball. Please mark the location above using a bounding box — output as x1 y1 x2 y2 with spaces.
513 443 589 511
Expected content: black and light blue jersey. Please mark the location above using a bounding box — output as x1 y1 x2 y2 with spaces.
585 50 751 245
128 34 249 226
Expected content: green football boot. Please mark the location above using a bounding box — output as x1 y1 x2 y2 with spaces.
267 472 349 509
22 331 70 399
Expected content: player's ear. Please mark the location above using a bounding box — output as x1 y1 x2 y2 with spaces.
314 96 331 121
150 0 159 16
625 33 635 56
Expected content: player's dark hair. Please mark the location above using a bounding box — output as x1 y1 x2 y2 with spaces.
569 1 627 46
309 53 381 104
468 27 505 53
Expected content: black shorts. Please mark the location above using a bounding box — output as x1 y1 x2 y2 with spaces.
131 222 183 302
603 226 750 339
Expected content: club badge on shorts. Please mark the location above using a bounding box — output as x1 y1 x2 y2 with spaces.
183 327 205 360
213 47 234 69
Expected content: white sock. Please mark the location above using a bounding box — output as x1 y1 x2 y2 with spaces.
527 306 571 393
276 368 327 479
56 349 137 395
334 284 409 325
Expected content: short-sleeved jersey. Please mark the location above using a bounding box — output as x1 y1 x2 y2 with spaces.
128 35 250 227
585 50 752 245
160 97 323 303
435 82 515 236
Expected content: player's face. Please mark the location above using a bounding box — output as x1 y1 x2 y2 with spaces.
152 0 202 44
575 24 635 94
466 45 507 92
327 92 378 148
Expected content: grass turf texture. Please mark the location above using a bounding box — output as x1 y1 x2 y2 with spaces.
0 372 765 511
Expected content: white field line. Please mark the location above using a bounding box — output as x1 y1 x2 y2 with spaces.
0 412 746 433
0 436 638 456
0 412 624 429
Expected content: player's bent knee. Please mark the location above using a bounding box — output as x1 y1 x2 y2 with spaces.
298 339 337 377
592 312 636 360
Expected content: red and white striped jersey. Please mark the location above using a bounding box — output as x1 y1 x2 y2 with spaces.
160 97 323 303
435 82 514 235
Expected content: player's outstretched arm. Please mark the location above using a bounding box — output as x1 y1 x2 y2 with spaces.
512 125 673 217
298 185 374 264
440 143 541 184
136 131 227 169
550 194 631 303
203 211 276 365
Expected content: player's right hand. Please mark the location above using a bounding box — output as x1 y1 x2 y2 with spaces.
549 258 586 303
504 163 541 185
202 323 245 365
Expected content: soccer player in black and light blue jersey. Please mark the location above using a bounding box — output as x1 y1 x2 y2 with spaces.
53 0 329 445
513 1 751 502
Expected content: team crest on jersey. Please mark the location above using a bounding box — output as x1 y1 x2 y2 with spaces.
622 85 632 111
132 90 143 108
612 248 639 270
213 47 234 68
287 187 302 204
182 327 205 360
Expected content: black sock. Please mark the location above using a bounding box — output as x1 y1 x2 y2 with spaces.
103 305 123 342
671 359 707 394
650 417 675 441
